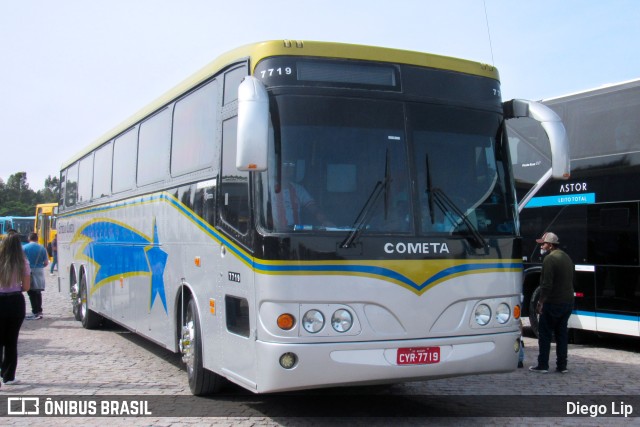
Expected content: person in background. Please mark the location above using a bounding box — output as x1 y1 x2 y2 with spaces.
49 236 58 275
272 159 333 230
529 232 574 374
0 233 30 387
23 233 48 320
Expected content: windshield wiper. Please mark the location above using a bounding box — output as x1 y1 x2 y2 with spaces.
425 154 435 224
431 187 487 249
341 150 391 248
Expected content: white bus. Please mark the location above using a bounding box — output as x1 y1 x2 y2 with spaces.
57 40 569 395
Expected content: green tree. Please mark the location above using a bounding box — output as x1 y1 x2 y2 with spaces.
0 172 39 216
36 175 60 204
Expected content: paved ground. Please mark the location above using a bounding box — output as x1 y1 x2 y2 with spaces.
1 273 639 426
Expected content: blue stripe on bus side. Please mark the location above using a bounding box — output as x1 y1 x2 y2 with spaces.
574 310 639 322
61 192 522 294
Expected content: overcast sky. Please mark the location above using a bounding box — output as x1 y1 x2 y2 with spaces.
1 0 639 191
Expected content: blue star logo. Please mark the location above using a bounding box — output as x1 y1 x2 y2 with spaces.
77 218 169 313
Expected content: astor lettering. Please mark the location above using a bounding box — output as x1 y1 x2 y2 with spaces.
559 182 587 193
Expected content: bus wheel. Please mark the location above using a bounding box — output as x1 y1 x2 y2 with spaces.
71 278 82 321
180 297 222 395
529 286 541 338
79 275 101 330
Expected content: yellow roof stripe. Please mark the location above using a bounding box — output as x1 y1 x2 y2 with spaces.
62 40 499 169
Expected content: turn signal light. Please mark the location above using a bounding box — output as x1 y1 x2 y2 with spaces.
513 304 521 320
277 313 295 330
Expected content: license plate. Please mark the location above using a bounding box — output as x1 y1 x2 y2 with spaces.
397 347 440 365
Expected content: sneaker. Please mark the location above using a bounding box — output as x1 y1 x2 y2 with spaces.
529 366 548 373
25 313 43 320
517 361 524 368
556 368 568 374
4 379 21 385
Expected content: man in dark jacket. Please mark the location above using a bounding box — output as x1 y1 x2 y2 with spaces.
530 232 574 374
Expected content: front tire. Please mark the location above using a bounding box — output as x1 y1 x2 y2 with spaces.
180 297 222 395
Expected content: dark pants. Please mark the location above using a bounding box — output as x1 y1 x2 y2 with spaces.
27 290 43 314
0 293 26 382
537 301 573 370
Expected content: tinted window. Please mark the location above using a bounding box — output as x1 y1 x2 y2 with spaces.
138 108 171 186
65 163 78 207
563 88 640 159
588 203 639 266
58 170 67 207
220 117 249 235
93 142 113 199
257 96 410 234
77 154 93 203
112 128 138 193
224 66 246 105
172 80 218 176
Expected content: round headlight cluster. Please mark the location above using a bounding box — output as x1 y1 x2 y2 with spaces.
301 308 354 333
496 303 511 324
331 309 353 332
474 304 491 326
302 309 324 333
474 301 513 326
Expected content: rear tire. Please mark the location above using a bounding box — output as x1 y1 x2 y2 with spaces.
181 298 222 395
79 275 101 329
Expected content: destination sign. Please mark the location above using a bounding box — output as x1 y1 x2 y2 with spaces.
254 57 400 90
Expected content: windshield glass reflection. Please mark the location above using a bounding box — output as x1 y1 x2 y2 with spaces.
257 96 516 237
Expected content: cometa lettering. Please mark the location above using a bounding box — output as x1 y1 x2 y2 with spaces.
384 242 450 254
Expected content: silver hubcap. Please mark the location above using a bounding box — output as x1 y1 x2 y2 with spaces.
81 282 87 318
181 314 195 373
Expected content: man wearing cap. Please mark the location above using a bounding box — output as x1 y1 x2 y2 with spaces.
530 232 574 374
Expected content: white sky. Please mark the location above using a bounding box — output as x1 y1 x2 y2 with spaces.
1 0 639 191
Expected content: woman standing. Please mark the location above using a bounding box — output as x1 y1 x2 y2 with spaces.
0 233 30 388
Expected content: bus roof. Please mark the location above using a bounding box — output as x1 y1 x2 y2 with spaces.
61 40 500 170
541 77 640 104
36 202 58 209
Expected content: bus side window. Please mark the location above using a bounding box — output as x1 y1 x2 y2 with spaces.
220 117 250 236
194 180 217 227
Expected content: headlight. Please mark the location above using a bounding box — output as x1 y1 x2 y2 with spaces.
302 309 324 333
496 303 511 324
474 304 491 326
331 309 353 332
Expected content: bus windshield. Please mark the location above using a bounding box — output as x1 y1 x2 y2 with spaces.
257 95 516 237
11 217 34 235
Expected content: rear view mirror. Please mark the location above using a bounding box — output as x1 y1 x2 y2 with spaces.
237 76 269 171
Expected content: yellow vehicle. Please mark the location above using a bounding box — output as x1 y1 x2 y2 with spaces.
35 203 58 256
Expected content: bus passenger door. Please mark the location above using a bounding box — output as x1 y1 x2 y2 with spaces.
589 203 640 337
217 115 258 389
